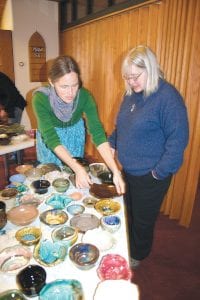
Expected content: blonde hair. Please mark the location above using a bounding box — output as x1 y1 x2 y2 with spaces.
121 45 163 97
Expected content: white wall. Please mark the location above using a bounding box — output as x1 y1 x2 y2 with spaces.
11 0 59 128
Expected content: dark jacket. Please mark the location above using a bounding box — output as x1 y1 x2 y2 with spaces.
0 72 27 118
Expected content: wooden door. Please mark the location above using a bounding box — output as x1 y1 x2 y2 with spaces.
0 29 14 81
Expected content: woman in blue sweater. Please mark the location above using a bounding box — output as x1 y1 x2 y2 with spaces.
109 45 189 269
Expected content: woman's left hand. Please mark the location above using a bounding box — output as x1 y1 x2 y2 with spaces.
112 171 125 195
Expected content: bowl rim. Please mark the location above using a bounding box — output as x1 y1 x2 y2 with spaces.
69 242 99 267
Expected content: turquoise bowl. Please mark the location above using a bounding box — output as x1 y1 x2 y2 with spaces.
39 279 83 300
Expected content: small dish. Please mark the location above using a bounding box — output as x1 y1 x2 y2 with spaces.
31 179 50 194
0 244 32 273
93 280 139 300
70 213 100 233
101 215 121 233
20 193 42 206
82 196 98 208
0 289 27 299
95 199 121 216
51 225 78 247
89 162 109 177
39 279 83 300
16 164 33 174
82 228 116 251
0 187 18 198
67 204 85 215
90 183 118 198
15 226 42 246
45 194 72 209
68 191 83 200
17 264 46 297
69 243 99 270
11 134 29 144
97 254 132 280
40 209 68 226
52 178 70 193
7 204 39 226
9 174 26 184
36 163 61 174
24 167 43 181
34 240 67 266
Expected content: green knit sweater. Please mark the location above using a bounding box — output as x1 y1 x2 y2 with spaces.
32 87 107 151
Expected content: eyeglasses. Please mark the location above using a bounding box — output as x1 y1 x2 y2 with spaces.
123 72 144 82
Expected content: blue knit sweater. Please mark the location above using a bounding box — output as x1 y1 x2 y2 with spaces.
109 79 189 179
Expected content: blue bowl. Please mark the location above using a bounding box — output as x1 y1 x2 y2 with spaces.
9 173 26 184
39 279 83 299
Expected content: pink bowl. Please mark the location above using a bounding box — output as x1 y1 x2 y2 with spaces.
97 254 133 280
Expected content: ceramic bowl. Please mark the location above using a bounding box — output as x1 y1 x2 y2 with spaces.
25 167 43 181
69 243 99 270
89 162 109 177
67 204 85 215
16 264 46 297
16 164 33 174
45 194 72 209
15 226 42 246
70 213 100 233
40 209 68 226
82 228 116 251
31 179 50 194
90 183 118 198
93 280 139 300
0 187 18 198
11 134 29 144
51 225 78 247
19 193 42 206
100 215 121 233
95 199 121 216
39 279 83 300
52 177 70 193
0 244 32 273
97 254 132 280
0 289 27 300
82 196 98 208
7 204 39 226
98 171 113 184
9 173 26 184
34 240 67 267
36 163 61 174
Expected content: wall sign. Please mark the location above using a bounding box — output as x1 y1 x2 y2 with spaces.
29 31 47 82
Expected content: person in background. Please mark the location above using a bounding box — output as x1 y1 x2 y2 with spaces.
109 45 189 269
32 55 125 193
0 72 27 124
0 104 8 124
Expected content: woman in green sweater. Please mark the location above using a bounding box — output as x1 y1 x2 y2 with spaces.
32 55 124 193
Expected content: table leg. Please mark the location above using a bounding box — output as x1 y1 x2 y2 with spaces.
2 154 9 181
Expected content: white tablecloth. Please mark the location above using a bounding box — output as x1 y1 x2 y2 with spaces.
0 176 130 300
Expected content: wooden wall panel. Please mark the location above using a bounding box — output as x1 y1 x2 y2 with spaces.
60 0 200 226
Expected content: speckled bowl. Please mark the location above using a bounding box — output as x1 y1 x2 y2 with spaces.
52 178 70 193
69 243 99 270
51 225 78 247
15 226 42 246
100 215 121 233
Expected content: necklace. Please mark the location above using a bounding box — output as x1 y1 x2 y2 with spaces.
130 104 136 112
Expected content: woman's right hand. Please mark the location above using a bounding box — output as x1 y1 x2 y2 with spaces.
74 164 92 189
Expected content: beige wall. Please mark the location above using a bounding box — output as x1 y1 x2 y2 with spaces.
11 0 59 128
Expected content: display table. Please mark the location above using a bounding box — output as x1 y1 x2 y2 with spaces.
0 176 130 300
0 139 35 180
